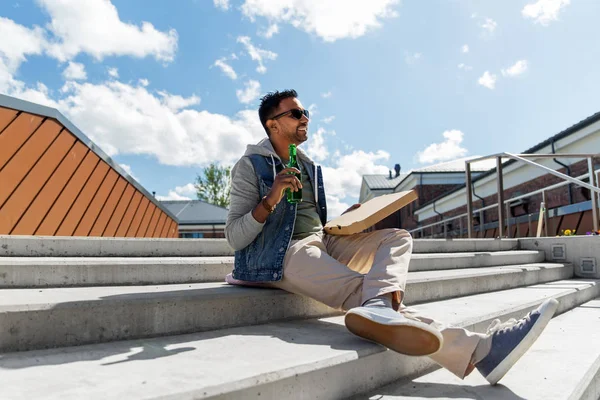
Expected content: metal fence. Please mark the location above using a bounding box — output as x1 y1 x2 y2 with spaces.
410 153 600 239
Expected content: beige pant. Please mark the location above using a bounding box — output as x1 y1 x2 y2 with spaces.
270 229 483 379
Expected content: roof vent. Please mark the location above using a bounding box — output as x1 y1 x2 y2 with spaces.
394 163 401 177
551 244 566 261
389 170 392 179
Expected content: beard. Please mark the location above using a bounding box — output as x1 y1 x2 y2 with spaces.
289 126 308 144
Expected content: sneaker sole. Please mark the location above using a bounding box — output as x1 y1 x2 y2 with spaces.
344 312 442 356
485 298 560 385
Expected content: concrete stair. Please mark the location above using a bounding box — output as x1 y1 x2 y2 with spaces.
0 236 519 257
0 235 598 399
358 298 600 400
0 250 544 287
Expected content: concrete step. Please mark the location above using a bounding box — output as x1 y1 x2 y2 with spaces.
0 251 545 288
0 236 519 257
0 263 572 352
0 236 234 257
363 298 600 400
412 238 519 253
408 250 544 272
0 256 234 287
0 280 597 400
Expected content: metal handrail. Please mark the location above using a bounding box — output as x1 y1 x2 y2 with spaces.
409 152 600 238
410 170 594 233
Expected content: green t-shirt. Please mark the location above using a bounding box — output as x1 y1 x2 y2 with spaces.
292 159 324 239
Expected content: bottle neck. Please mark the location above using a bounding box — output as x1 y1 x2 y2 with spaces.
288 145 298 167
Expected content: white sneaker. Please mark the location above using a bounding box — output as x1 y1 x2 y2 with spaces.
344 306 443 356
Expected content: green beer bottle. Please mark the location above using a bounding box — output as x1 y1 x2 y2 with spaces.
286 144 302 204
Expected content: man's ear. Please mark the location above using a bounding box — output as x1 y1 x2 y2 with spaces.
266 120 278 135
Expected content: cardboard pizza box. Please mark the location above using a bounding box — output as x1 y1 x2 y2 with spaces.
324 190 418 236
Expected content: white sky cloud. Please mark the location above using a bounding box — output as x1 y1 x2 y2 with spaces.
213 0 230 11
502 60 528 77
138 78 149 87
0 17 46 73
321 91 332 98
323 116 335 124
522 0 570 26
237 36 277 74
405 52 422 65
259 24 279 39
156 90 200 111
175 183 197 196
62 61 87 80
304 127 330 162
325 195 351 220
5 75 266 167
119 163 139 181
236 79 262 104
38 0 178 62
458 63 473 71
156 191 192 201
462 44 469 53
322 149 390 216
155 183 196 201
416 130 468 164
214 57 237 80
107 67 119 78
240 0 399 42
478 71 497 89
480 18 497 33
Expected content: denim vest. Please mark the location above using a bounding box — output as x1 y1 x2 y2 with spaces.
232 153 328 282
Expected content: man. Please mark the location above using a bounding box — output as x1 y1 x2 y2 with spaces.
225 89 558 385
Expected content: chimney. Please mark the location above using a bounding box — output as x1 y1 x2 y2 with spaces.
389 170 392 179
152 191 156 197
394 163 401 177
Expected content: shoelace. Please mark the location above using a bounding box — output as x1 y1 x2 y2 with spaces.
486 311 532 335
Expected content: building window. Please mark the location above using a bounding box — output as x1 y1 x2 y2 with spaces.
180 232 205 238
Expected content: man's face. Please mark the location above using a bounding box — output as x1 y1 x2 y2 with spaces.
271 97 309 145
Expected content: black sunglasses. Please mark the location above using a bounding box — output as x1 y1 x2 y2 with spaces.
270 108 310 121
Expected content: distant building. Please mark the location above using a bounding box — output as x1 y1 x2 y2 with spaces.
361 111 600 238
360 157 496 231
161 200 228 238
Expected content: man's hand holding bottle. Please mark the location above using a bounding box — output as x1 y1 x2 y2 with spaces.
265 167 303 207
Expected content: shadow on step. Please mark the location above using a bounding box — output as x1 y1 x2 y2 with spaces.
0 318 368 370
357 381 527 399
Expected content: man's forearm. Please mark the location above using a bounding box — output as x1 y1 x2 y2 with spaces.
251 194 278 223
226 195 280 250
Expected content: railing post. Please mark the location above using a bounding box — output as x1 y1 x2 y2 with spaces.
505 202 511 238
537 202 545 237
589 157 599 232
528 213 532 238
496 157 505 238
459 217 463 238
480 210 485 230
542 190 549 237
477 210 484 238
466 161 473 238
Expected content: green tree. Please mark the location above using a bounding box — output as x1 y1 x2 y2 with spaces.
194 163 232 208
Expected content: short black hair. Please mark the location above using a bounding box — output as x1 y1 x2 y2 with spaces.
258 89 298 136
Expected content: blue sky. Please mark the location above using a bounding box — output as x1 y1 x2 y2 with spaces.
1 0 598 216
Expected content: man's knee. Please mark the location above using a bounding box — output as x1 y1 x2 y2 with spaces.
383 228 412 244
